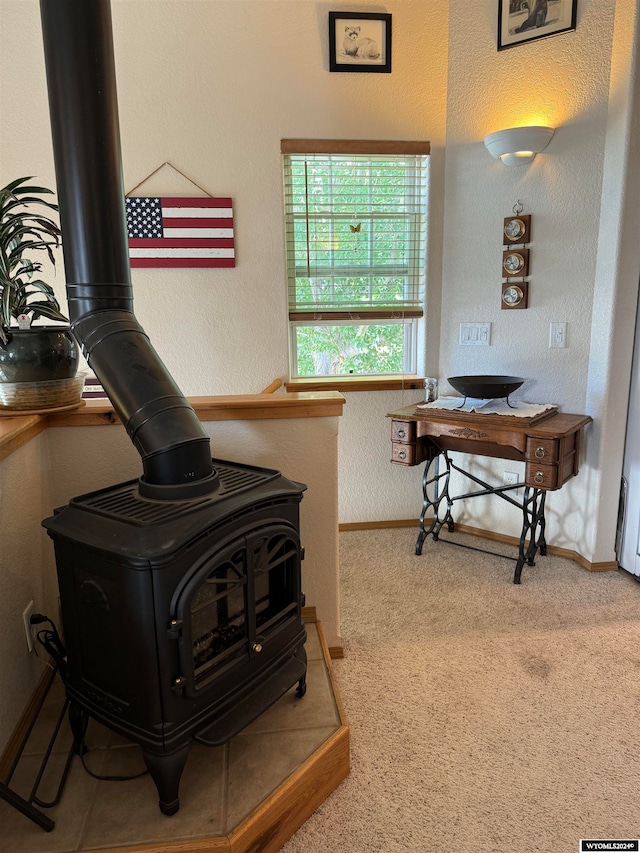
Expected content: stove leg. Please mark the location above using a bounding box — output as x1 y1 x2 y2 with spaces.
142 745 190 816
296 673 307 698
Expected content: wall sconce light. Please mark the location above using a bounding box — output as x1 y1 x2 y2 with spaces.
484 126 555 166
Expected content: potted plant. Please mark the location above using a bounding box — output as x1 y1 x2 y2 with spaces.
0 177 80 411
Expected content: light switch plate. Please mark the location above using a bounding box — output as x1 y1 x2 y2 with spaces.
549 322 567 348
459 322 491 346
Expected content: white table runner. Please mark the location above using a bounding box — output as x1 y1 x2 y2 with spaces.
416 396 556 418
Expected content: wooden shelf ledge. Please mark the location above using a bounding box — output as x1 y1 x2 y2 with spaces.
0 391 345 461
0 415 49 462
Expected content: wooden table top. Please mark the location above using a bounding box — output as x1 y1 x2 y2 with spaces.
387 404 592 439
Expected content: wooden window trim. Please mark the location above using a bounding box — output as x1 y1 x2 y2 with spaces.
285 376 425 393
289 310 423 321
281 139 430 155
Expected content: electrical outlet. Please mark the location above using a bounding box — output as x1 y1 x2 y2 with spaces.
23 600 35 653
503 471 522 495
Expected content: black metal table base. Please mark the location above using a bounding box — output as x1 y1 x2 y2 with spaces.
415 450 547 583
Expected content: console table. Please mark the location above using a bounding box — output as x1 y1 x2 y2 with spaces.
387 404 592 583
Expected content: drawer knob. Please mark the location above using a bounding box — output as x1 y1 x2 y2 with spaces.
398 449 407 460
535 446 546 458
534 471 545 484
397 428 406 439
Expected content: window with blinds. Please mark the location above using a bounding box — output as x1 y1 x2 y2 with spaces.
281 140 429 378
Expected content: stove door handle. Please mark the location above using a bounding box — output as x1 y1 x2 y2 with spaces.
171 675 187 694
252 635 266 654
167 619 183 639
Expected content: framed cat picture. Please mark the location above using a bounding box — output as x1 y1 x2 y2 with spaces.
328 12 392 73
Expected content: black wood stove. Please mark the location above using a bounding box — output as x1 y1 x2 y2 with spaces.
43 460 307 815
38 0 308 815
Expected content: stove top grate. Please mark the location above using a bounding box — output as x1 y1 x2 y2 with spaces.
71 461 278 525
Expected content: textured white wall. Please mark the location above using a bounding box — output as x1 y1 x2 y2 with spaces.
1 0 447 396
432 0 633 554
111 0 447 396
584 0 640 562
0 435 58 750
338 0 640 557
338 388 427 524
442 0 614 406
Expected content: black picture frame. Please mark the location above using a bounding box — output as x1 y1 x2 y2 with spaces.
497 0 577 51
329 12 392 73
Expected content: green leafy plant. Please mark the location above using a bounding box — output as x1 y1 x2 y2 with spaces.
0 176 67 345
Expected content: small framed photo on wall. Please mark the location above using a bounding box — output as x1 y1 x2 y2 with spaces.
498 0 577 51
329 11 392 73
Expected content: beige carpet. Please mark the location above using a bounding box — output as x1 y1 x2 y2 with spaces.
283 528 640 853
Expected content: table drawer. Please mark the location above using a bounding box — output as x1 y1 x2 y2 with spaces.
391 439 428 466
526 437 559 463
391 420 416 443
525 462 558 490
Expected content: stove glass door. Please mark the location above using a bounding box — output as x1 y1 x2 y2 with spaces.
174 522 302 695
189 544 247 686
249 526 300 638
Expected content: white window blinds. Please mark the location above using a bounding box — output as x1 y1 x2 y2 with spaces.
282 140 430 321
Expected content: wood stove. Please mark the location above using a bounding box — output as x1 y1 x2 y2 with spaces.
44 460 307 814
38 0 309 816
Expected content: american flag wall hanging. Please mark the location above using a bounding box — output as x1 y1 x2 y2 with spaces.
126 196 235 268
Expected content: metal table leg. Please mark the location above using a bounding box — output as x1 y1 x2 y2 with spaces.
514 487 547 584
416 450 454 555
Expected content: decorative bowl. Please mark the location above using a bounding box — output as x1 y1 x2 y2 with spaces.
447 375 524 400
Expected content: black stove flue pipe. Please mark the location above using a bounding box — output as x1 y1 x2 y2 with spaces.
39 0 217 499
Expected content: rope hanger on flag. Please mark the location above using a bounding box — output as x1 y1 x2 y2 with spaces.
125 163 235 269
126 161 213 197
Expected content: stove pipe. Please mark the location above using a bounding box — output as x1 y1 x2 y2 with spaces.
39 0 216 498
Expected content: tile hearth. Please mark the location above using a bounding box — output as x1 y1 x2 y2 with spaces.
2 623 348 853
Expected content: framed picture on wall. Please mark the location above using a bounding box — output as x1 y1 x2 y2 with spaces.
498 0 577 50
329 12 392 72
